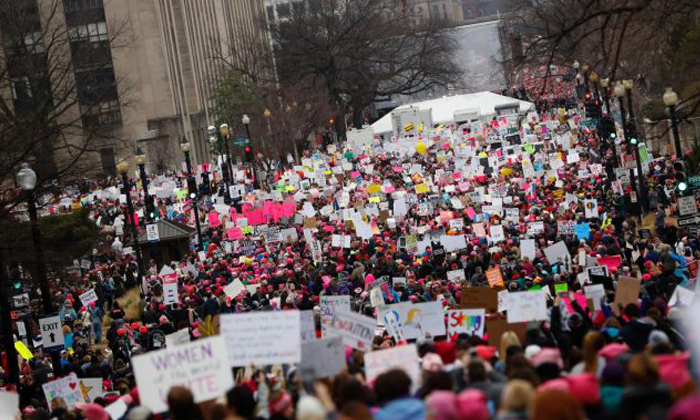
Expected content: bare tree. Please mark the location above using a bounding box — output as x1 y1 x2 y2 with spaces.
502 0 700 107
0 0 132 215
270 0 462 129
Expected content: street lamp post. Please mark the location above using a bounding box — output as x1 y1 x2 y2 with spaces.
600 78 611 116
16 163 61 376
589 72 600 101
116 161 145 293
624 79 635 122
218 124 233 204
180 137 203 249
135 147 154 222
263 108 271 151
663 87 683 158
0 243 20 387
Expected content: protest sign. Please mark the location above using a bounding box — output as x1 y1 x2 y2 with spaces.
584 199 599 218
543 241 571 266
447 309 486 337
486 266 504 288
460 286 498 313
163 282 179 305
0 390 19 420
79 289 98 306
486 318 527 347
78 378 103 402
42 372 84 409
320 295 351 335
598 256 622 272
584 284 606 311
613 276 641 315
300 310 317 342
364 345 420 387
669 285 695 307
447 269 466 283
220 311 301 367
379 301 445 340
132 336 233 413
165 328 191 348
299 337 346 381
506 291 548 323
520 239 536 261
223 279 245 299
326 309 376 350
159 265 178 284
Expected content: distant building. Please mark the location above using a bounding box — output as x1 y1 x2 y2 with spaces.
408 0 465 25
462 0 516 19
0 0 266 177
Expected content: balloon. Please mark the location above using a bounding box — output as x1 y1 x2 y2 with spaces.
415 142 427 154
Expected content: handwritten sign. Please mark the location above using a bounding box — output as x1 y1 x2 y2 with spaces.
299 337 346 381
320 295 351 336
364 345 420 387
42 372 84 409
132 336 233 413
79 289 98 306
486 266 504 288
447 309 486 337
220 311 301 367
506 291 548 323
326 309 376 350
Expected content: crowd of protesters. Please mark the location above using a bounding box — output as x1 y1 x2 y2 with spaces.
2 81 700 420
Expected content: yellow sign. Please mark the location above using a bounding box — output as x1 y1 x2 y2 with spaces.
367 184 381 194
415 184 429 194
368 196 380 203
15 341 33 360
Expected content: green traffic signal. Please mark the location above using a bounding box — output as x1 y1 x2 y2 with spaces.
629 137 638 146
678 181 688 193
13 282 21 290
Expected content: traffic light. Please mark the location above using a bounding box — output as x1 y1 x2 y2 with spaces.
145 195 158 221
244 145 254 163
598 117 615 140
13 281 21 291
187 176 198 199
200 172 211 195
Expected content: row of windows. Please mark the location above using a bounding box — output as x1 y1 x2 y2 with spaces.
266 1 306 21
69 22 109 43
63 0 104 13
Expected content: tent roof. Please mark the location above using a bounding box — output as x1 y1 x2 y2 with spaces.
137 219 195 243
371 91 535 134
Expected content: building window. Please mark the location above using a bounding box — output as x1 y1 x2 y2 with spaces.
81 100 122 127
64 0 104 13
277 3 290 18
70 22 109 43
22 31 44 54
292 1 305 14
10 77 32 100
266 5 275 21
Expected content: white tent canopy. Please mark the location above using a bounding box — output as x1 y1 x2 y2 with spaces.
371 91 535 135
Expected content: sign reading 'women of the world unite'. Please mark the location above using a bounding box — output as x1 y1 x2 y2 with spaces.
132 336 233 413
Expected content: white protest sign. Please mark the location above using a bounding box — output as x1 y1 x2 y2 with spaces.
0 390 19 420
165 328 191 348
163 282 179 305
220 311 301 367
584 199 599 218
299 337 346 381
223 279 245 299
447 269 466 283
78 378 103 402
159 265 178 284
42 372 84 409
39 315 64 350
520 239 536 261
490 225 505 243
300 310 317 342
447 309 486 337
669 285 696 307
364 345 420 387
320 295 351 336
544 241 571 266
79 289 98 306
146 223 160 242
584 284 606 311
132 336 233 413
326 309 376 350
506 291 548 323
105 399 128 420
379 301 445 340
